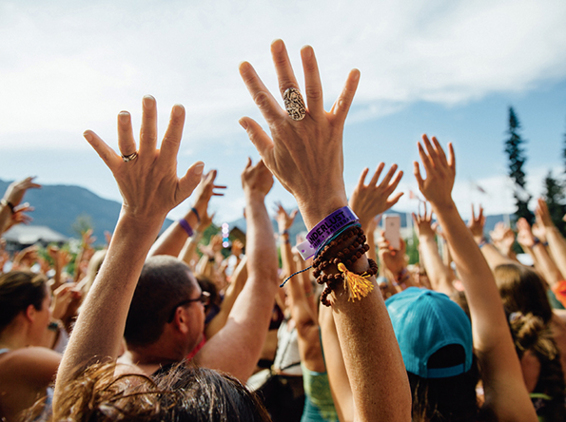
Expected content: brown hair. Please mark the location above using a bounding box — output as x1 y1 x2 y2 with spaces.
0 270 47 332
494 264 552 324
25 361 272 421
124 256 195 347
408 345 481 422
510 312 566 421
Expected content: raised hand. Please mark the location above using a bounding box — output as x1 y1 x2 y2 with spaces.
349 163 404 231
241 158 274 198
83 96 204 223
239 39 359 229
2 176 41 207
377 231 407 277
413 134 455 210
412 202 435 239
536 198 554 228
467 204 485 241
192 170 226 213
5 203 34 230
275 202 298 234
516 218 536 249
490 222 516 253
51 283 79 321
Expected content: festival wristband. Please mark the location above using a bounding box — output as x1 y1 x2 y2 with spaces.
296 206 359 260
178 218 194 237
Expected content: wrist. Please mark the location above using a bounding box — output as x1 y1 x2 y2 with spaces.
244 190 267 202
297 195 348 230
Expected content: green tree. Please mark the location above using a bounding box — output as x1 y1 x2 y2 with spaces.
505 107 534 224
543 170 566 236
71 213 94 238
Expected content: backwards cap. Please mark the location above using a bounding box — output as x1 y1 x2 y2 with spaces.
385 287 472 378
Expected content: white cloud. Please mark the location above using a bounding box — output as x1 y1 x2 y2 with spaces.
0 0 565 148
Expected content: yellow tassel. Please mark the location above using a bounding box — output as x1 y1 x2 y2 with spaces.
337 263 374 302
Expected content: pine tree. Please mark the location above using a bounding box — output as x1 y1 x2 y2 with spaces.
543 170 566 236
505 107 534 223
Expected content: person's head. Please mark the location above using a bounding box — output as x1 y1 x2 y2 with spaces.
124 256 205 355
0 270 50 345
509 312 566 421
26 362 272 422
386 287 479 422
494 264 552 324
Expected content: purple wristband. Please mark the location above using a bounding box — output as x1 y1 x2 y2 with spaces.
296 206 358 260
178 218 194 237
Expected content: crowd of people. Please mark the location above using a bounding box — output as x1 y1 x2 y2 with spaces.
0 39 564 421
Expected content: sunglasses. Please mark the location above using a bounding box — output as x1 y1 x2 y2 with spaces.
167 291 211 323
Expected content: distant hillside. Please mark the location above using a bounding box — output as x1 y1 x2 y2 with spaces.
0 178 514 245
0 179 172 245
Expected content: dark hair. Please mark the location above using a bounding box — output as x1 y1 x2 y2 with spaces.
124 256 195 347
26 362 272 422
509 312 566 421
0 270 47 332
408 345 481 422
494 264 553 324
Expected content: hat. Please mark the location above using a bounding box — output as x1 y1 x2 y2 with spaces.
385 287 472 378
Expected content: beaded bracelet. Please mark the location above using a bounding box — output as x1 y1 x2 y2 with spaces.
315 227 377 306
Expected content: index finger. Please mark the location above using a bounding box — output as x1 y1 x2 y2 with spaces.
239 61 286 126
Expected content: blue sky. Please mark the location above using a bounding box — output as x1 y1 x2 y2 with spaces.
1 0 565 225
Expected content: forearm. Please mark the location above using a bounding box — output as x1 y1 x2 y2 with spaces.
332 268 411 422
178 231 202 268
205 258 248 339
418 236 454 295
55 211 163 402
148 205 202 257
546 227 566 278
0 204 12 234
432 201 510 348
478 242 515 271
196 193 278 381
532 243 563 287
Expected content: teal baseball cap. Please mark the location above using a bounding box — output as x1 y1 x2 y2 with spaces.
385 287 473 378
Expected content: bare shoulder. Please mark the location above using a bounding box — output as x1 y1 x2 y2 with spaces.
0 347 60 387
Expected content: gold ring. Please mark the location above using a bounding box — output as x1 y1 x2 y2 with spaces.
122 151 138 162
283 87 306 121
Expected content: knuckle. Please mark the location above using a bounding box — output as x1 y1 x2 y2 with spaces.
305 87 322 101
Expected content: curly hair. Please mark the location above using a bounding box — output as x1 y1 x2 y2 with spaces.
25 361 271 422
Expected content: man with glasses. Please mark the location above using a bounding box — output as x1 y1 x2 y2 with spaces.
118 159 279 383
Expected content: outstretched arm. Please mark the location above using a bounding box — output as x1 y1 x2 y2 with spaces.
414 135 536 422
413 204 454 295
54 97 203 405
194 159 279 382
516 217 562 287
239 39 410 422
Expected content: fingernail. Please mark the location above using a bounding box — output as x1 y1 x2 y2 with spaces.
272 39 283 52
83 131 92 141
119 111 129 123
143 95 154 108
194 162 204 176
239 118 248 130
173 104 184 117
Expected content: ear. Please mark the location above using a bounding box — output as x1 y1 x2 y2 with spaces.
24 304 36 323
172 308 190 335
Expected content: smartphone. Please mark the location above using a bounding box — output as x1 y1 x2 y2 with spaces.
383 214 401 250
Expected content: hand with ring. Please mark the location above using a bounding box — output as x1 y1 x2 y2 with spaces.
239 39 360 230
